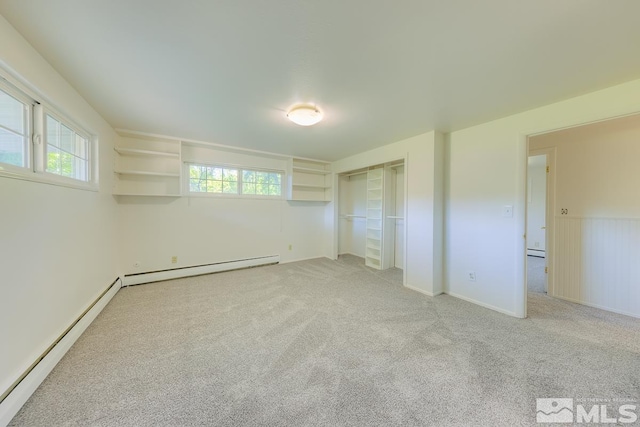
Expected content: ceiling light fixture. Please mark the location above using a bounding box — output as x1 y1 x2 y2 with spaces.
287 105 323 126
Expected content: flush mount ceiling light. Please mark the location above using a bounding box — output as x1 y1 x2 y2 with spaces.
287 105 323 126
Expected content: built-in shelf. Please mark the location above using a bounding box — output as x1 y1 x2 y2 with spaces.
114 147 179 158
113 135 182 197
114 170 181 177
288 158 332 202
113 193 181 197
292 184 331 189
292 166 331 175
387 216 405 220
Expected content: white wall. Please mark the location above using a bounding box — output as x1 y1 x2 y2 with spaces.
446 78 640 317
0 15 119 396
118 145 328 275
338 173 367 257
529 114 640 317
331 131 444 296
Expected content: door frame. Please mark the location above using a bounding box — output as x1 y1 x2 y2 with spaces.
527 147 556 296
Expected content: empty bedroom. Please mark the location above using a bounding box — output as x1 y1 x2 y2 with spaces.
1 1 639 426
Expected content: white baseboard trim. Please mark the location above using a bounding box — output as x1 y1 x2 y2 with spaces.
552 295 640 319
404 284 442 297
280 255 331 265
446 291 518 317
337 252 365 258
122 255 280 286
0 278 121 427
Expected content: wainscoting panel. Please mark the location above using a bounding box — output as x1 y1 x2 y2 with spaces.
554 216 640 318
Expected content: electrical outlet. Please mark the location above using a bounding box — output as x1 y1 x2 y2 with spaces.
171 256 178 264
134 261 141 268
288 244 292 251
468 271 476 282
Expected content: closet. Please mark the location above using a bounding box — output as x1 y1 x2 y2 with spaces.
338 161 405 271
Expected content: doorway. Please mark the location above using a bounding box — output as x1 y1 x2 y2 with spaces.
337 161 405 274
525 145 555 307
526 154 547 294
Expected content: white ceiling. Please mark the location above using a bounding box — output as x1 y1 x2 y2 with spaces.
1 1 639 161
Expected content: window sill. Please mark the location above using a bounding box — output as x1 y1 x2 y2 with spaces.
0 168 98 192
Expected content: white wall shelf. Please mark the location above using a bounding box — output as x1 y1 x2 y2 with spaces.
287 158 332 202
292 166 331 175
114 147 180 158
113 135 182 197
114 170 181 177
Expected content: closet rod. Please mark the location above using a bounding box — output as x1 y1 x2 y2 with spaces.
343 170 368 177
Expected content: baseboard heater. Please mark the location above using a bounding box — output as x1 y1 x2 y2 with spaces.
121 255 280 286
0 278 122 427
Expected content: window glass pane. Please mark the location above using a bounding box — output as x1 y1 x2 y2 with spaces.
46 115 59 147
45 114 90 182
0 89 27 168
243 170 255 182
211 167 222 180
0 89 25 134
47 146 61 174
60 123 74 153
255 183 267 195
223 168 237 182
223 181 237 194
269 185 281 196
0 128 25 167
243 182 256 194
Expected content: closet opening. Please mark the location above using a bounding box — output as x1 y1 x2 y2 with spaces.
337 160 405 279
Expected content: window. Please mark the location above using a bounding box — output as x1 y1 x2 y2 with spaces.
0 76 95 189
45 113 89 181
188 164 282 197
0 85 30 168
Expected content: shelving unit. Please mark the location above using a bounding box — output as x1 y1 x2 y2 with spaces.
364 167 397 270
365 168 384 269
287 158 331 202
113 135 182 197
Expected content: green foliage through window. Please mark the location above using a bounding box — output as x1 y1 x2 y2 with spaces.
189 164 282 197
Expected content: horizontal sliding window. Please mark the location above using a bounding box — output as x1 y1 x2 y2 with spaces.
188 164 282 197
0 85 30 168
0 75 96 189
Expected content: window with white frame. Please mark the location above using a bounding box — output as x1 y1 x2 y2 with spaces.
188 164 282 197
45 113 90 181
0 84 30 169
0 76 95 188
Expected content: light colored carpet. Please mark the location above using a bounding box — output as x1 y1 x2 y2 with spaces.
527 255 546 294
9 255 640 426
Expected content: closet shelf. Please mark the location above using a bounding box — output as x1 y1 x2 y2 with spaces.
387 216 405 220
115 147 180 158
292 184 330 189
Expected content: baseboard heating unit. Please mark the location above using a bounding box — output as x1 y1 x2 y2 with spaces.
121 255 280 286
0 278 122 427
